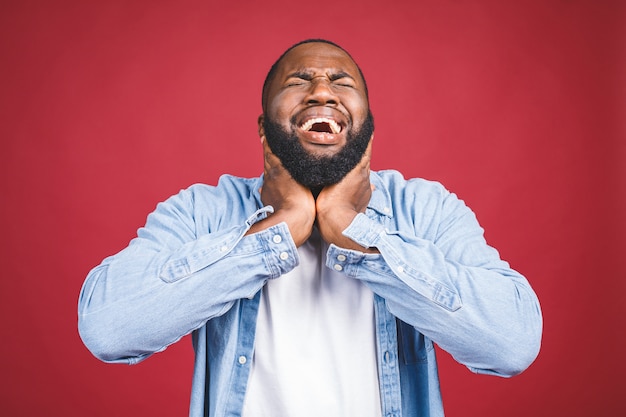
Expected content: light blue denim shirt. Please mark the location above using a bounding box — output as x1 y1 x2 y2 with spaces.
78 170 542 417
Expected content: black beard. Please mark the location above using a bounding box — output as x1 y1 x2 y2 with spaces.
263 110 374 192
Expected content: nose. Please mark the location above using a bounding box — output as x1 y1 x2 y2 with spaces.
305 77 339 106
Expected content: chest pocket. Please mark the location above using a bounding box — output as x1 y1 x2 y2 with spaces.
397 320 432 364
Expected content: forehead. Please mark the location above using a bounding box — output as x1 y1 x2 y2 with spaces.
275 43 363 81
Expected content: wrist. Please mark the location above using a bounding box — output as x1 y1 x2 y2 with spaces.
274 208 315 246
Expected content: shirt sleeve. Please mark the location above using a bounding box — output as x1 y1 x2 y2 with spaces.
325 189 542 377
78 187 298 364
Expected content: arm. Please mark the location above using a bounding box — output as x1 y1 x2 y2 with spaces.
78 135 316 365
78 183 299 364
246 136 316 247
334 189 542 376
317 156 542 376
315 141 377 252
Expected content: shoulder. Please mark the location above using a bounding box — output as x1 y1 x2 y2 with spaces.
150 174 261 221
144 174 262 235
172 174 261 204
188 174 261 198
372 169 452 203
371 170 473 233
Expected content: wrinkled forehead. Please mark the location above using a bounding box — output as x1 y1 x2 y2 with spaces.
273 42 364 84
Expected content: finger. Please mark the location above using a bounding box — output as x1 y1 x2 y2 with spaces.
262 141 291 180
262 140 279 162
363 140 373 162
262 140 280 169
356 140 373 170
265 151 283 173
361 137 372 155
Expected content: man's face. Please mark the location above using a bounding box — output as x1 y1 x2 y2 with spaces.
260 42 374 190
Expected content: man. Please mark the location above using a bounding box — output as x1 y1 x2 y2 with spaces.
78 39 542 417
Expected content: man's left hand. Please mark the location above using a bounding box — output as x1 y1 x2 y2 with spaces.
315 141 378 253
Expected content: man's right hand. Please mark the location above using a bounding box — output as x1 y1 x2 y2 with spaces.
245 138 316 247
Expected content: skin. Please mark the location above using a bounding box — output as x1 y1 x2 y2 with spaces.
247 42 377 253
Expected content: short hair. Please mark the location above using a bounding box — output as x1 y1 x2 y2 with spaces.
261 39 369 111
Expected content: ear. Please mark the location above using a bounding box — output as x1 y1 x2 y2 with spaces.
257 114 265 142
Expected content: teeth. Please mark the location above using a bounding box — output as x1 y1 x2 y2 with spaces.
300 117 341 134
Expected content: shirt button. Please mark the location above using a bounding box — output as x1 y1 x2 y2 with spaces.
337 254 347 262
383 207 391 214
279 252 289 260
333 264 343 271
397 266 404 273
272 235 282 244
384 351 391 363
238 356 247 365
220 245 228 252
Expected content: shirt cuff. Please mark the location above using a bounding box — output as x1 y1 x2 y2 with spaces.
342 212 386 248
249 222 300 278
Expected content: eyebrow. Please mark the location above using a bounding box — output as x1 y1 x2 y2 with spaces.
329 71 355 82
285 71 314 81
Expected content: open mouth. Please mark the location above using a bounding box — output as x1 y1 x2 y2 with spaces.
299 117 342 134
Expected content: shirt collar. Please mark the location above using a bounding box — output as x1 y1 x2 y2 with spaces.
367 171 394 218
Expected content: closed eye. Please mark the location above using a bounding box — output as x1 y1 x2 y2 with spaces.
284 71 313 87
329 71 356 87
285 81 307 87
283 70 357 88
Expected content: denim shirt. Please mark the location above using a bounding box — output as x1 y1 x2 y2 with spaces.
78 170 542 417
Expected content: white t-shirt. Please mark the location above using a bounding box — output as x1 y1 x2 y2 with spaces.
242 229 382 417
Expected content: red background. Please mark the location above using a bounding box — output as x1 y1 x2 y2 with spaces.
1 1 624 415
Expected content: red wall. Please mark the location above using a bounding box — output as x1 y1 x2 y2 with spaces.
1 1 624 415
